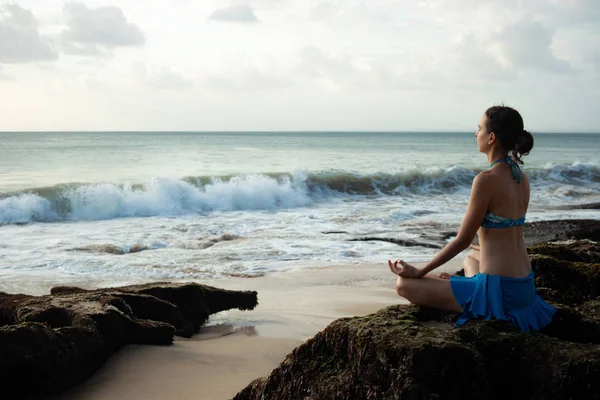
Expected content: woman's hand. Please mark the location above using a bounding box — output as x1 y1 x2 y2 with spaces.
438 272 451 279
388 259 425 279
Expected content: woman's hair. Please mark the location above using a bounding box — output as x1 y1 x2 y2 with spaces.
485 105 534 164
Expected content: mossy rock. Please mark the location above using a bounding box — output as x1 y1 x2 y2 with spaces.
235 304 600 400
528 240 600 263
531 254 600 305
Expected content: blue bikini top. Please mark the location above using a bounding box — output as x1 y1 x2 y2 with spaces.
481 156 526 229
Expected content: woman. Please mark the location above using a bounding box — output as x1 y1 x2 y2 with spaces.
388 105 555 332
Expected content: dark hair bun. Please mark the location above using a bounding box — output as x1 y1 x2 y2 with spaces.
513 129 534 164
485 105 533 164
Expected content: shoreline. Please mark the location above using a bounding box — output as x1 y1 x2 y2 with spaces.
2 216 598 298
53 260 462 400
4 217 599 399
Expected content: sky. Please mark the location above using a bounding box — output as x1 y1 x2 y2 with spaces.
0 0 599 132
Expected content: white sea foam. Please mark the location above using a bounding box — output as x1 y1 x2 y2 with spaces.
1 162 598 224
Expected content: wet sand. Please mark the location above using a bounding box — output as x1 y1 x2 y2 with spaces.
54 260 463 400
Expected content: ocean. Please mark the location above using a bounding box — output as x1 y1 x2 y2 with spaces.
1 131 599 293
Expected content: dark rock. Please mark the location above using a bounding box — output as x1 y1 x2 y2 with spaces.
0 282 258 399
235 303 600 400
349 237 443 249
524 219 600 245
129 244 149 253
70 243 150 255
530 254 600 305
50 286 89 295
559 202 600 210
114 282 258 333
0 322 106 399
235 239 600 400
541 300 600 344
0 292 34 326
528 240 600 263
439 230 458 240
72 244 125 255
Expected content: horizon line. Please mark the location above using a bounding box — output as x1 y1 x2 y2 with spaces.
1 130 599 134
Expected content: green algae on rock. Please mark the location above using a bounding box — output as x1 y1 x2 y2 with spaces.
235 239 600 400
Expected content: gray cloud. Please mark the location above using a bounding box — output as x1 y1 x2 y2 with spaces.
297 46 439 91
491 20 573 74
61 3 145 56
0 5 58 64
544 0 600 25
0 66 12 80
448 35 516 83
208 5 259 23
588 51 600 69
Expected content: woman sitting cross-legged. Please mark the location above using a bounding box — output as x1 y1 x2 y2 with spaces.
388 105 555 332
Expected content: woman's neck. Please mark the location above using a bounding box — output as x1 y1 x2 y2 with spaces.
487 149 508 166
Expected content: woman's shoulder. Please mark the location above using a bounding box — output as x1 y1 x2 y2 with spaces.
473 169 496 184
471 170 497 192
474 166 530 190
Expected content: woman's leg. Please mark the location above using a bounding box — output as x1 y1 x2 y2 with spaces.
463 250 480 277
396 275 462 312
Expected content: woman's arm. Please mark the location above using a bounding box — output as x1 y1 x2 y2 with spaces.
418 173 492 276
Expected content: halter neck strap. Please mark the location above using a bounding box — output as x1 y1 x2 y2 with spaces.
490 155 522 184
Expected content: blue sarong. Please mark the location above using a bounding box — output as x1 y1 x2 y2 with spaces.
450 272 556 332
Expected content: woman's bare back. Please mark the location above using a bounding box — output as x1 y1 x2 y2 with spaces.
477 164 531 278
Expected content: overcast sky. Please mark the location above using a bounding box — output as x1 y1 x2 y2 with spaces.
1 0 599 132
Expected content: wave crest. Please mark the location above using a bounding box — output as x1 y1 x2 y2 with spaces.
1 162 598 224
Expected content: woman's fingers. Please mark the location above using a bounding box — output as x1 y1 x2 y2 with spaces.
388 260 397 273
388 259 403 275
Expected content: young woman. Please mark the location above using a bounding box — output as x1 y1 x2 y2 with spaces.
388 105 555 332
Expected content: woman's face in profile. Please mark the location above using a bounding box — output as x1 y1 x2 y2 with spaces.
475 114 489 152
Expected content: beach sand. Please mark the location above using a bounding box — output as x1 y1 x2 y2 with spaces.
54 260 464 400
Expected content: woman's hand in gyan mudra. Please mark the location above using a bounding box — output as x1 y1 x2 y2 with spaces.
388 259 425 278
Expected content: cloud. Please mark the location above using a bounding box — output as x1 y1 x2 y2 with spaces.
296 46 441 92
447 35 516 83
543 0 600 25
0 5 58 63
587 52 600 85
135 64 195 90
61 3 145 56
208 5 259 23
0 66 12 80
204 67 290 92
490 20 573 74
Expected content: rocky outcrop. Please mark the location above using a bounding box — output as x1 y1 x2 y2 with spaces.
0 283 257 399
235 239 600 400
70 244 149 255
524 219 600 244
560 202 600 210
528 239 600 263
528 240 600 305
349 237 443 249
348 219 600 251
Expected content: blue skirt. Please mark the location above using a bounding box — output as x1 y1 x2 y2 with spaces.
450 272 556 332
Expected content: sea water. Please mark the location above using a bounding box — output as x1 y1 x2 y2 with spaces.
1 131 598 292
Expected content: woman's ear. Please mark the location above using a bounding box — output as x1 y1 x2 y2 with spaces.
488 131 497 145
